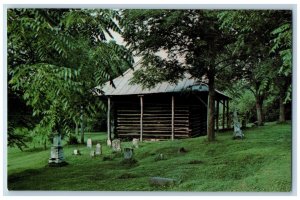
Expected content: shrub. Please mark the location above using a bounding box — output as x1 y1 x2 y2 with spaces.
68 135 79 145
188 160 204 164
8 127 32 151
120 158 138 167
118 173 137 179
102 156 114 161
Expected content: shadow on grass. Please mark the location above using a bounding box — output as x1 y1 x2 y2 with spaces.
8 167 47 189
118 172 138 179
23 147 48 153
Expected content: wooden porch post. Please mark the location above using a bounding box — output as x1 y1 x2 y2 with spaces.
107 97 111 146
222 99 225 130
226 99 230 128
171 95 175 140
139 95 144 142
207 93 209 133
216 100 219 132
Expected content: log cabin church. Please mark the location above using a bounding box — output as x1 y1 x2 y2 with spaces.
95 64 230 142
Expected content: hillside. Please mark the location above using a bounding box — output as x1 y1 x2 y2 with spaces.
7 122 292 192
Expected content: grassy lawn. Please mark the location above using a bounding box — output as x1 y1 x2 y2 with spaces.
7 123 292 192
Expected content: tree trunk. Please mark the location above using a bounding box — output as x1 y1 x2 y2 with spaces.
44 138 47 150
255 97 264 126
215 100 219 132
222 99 225 130
279 95 286 122
75 121 79 135
226 100 230 129
207 71 216 141
107 97 112 144
277 75 290 122
80 106 84 144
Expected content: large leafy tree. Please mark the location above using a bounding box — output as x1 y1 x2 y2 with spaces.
8 9 133 148
270 13 292 122
121 10 234 141
218 10 292 125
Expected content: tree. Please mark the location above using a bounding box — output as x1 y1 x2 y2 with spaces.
218 10 292 125
270 15 292 122
8 9 133 149
121 10 234 141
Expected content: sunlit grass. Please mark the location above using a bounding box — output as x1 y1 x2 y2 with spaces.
7 123 292 192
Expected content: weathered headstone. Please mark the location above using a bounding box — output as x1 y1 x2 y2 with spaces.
132 138 139 148
233 110 244 139
154 153 167 161
149 177 177 187
95 143 102 155
87 138 92 148
90 150 95 157
49 134 65 165
160 153 164 159
123 148 134 160
73 149 81 155
112 139 121 152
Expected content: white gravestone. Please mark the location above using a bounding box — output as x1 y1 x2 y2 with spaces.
95 143 102 155
132 138 139 148
233 110 244 139
49 134 65 164
73 149 81 155
87 138 92 148
90 150 95 157
112 139 121 152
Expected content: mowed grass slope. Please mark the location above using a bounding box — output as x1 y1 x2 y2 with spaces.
7 122 292 192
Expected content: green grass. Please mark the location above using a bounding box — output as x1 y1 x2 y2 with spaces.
7 123 292 192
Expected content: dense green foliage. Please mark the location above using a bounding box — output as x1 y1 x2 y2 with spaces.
8 9 133 148
6 8 293 193
7 9 293 147
121 10 237 141
120 9 292 129
218 10 292 125
8 123 291 191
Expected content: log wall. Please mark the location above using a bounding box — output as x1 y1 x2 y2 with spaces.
112 93 211 139
116 102 191 139
189 105 207 137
